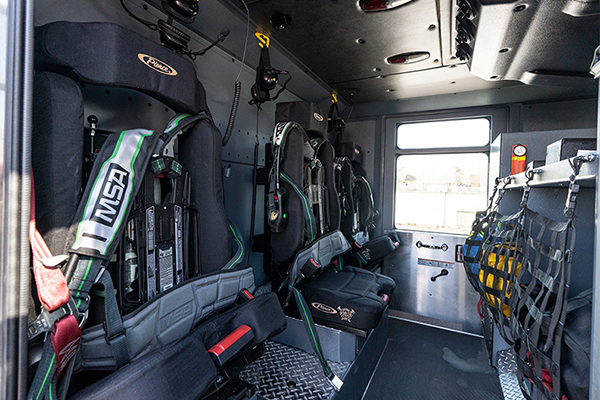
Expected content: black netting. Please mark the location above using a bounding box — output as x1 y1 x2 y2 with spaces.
460 156 591 400
461 212 493 294
480 210 523 339
510 207 574 400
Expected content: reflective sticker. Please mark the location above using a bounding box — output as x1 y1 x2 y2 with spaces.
272 122 289 146
417 258 454 269
73 129 153 256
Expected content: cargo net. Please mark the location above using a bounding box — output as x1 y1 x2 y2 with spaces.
461 156 590 400
510 207 575 400
480 209 523 338
462 177 522 339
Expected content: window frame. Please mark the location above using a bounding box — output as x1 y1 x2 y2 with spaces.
380 107 508 235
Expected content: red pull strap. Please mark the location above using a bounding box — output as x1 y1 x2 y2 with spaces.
51 315 82 378
30 181 70 311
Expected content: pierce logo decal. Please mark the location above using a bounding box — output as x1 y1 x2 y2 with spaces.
90 164 129 227
137 53 178 76
314 113 324 122
311 302 338 314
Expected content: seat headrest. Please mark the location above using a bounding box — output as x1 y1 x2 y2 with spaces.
275 101 327 138
35 21 207 114
334 142 363 165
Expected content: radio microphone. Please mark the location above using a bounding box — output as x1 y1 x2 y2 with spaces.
193 27 230 56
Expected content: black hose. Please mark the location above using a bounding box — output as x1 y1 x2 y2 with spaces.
223 81 242 146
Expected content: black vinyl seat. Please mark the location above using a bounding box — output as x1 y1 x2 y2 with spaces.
268 101 395 332
300 266 395 330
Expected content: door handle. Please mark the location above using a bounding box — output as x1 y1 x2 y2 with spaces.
430 269 449 282
416 241 448 252
455 244 464 262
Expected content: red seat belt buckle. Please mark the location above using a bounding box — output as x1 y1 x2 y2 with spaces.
381 294 390 304
51 315 82 378
235 289 254 305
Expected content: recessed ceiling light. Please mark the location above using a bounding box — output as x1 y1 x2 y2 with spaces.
270 13 292 30
513 4 527 12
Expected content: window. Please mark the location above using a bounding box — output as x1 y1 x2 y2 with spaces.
394 118 490 234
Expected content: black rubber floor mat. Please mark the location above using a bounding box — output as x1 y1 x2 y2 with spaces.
363 319 503 400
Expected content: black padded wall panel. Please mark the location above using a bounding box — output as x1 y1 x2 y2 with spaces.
32 72 84 256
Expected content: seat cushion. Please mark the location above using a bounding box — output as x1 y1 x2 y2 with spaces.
71 293 286 400
361 235 400 264
300 266 395 330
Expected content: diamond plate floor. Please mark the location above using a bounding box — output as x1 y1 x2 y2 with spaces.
496 349 525 400
239 341 351 400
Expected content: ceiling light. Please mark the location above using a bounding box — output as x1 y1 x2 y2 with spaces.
359 0 417 12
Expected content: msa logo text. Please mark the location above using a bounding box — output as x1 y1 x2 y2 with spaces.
91 164 129 227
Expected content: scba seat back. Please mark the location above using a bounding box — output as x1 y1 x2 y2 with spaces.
269 101 340 263
29 21 284 400
335 142 400 266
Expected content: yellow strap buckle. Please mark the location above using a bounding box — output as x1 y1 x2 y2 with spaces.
255 32 270 48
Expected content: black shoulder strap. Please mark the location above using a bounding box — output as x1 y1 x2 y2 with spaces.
268 122 317 243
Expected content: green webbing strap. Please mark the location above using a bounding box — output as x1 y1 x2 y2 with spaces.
280 172 317 243
27 340 58 400
223 221 245 270
97 271 129 368
280 231 350 390
290 287 343 391
68 256 104 314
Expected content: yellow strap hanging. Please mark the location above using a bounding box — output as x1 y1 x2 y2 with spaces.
255 32 270 48
331 93 338 104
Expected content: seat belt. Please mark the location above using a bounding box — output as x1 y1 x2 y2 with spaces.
27 184 82 400
279 230 351 391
